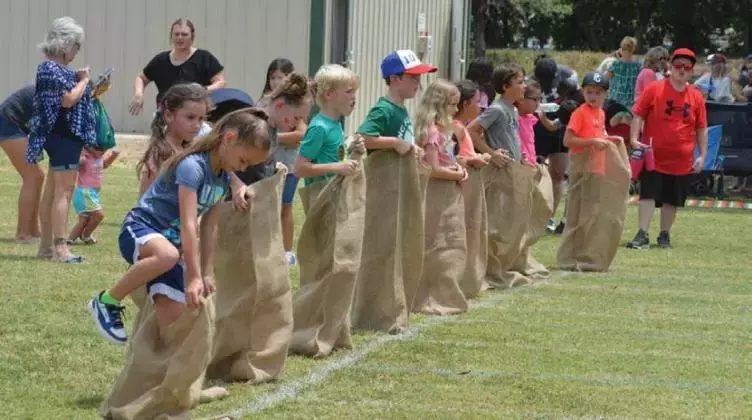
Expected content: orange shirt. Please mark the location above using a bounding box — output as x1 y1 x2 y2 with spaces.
453 120 476 158
567 103 607 175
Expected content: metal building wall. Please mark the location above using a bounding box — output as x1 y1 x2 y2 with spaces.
0 0 311 133
344 0 454 135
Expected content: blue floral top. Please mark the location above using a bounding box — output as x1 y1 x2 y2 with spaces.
27 61 96 163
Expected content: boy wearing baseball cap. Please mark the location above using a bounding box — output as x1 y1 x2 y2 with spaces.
357 49 437 154
627 48 707 249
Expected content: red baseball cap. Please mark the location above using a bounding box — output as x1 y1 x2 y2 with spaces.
671 48 696 64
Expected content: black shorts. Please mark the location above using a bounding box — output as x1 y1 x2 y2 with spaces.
534 122 567 157
638 170 690 207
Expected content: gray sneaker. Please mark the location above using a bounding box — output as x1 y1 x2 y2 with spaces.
626 230 650 249
657 231 672 249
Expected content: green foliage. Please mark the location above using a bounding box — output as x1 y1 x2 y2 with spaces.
472 0 750 55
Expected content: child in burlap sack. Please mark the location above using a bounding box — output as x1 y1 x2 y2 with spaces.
88 109 273 344
558 72 629 271
412 79 470 314
294 64 363 183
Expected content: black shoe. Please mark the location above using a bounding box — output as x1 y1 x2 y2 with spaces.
626 230 650 249
554 221 566 235
657 231 672 249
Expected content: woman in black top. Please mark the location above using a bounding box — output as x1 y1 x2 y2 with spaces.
129 18 226 115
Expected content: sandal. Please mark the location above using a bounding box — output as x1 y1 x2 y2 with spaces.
37 247 55 259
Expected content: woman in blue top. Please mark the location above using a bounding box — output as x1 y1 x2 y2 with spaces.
30 17 98 263
89 108 272 344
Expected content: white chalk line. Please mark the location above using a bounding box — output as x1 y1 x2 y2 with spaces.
217 276 563 418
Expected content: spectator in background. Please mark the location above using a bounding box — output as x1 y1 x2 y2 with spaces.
531 56 579 234
465 58 495 108
0 85 45 243
635 46 669 100
607 36 642 110
129 18 226 115
596 49 622 74
694 54 734 102
738 54 752 88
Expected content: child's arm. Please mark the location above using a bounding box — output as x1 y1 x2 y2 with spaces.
466 117 496 155
563 129 609 150
198 203 221 295
229 173 250 211
278 120 307 148
536 110 560 132
103 149 120 169
358 108 412 154
294 155 357 178
178 185 203 308
424 143 465 181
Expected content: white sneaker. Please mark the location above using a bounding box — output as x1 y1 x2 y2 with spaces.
285 251 297 265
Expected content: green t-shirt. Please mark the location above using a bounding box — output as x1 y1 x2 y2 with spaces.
357 97 414 151
298 113 344 186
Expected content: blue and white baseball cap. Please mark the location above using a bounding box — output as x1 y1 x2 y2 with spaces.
381 49 438 79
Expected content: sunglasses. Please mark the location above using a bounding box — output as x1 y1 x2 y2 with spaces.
672 63 694 71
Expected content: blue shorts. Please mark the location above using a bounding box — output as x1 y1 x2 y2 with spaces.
44 133 84 171
0 114 26 141
119 221 185 304
73 187 102 214
282 174 299 205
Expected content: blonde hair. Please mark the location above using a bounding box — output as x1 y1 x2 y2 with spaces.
311 64 359 105
162 108 271 176
620 36 637 54
414 79 460 149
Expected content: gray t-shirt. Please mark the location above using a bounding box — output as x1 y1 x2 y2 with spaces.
476 99 522 160
127 152 231 247
0 85 35 133
272 141 299 169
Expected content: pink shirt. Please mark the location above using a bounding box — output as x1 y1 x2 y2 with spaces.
424 124 454 167
78 153 104 189
453 120 476 158
518 113 538 165
635 68 658 101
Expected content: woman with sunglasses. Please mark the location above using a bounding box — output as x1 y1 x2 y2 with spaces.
626 48 708 250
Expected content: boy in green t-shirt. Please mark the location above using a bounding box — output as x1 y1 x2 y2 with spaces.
357 50 437 151
295 64 363 184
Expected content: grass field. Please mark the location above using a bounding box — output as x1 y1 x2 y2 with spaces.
1 141 751 419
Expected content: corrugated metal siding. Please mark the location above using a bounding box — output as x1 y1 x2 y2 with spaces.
345 0 453 135
0 0 310 133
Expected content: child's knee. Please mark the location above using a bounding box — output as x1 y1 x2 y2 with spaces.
91 210 105 221
153 295 185 328
153 247 181 271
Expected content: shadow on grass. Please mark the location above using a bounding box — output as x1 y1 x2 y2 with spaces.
0 253 43 262
74 394 104 410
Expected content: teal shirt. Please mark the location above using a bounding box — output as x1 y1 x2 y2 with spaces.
298 113 344 186
357 97 415 152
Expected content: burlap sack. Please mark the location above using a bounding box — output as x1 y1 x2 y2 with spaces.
413 178 468 315
459 167 489 298
100 297 215 420
290 157 366 358
483 161 537 288
557 143 630 272
511 165 554 279
299 180 327 215
352 149 427 334
207 166 293 383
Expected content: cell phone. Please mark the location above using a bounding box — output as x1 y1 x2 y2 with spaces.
93 67 114 88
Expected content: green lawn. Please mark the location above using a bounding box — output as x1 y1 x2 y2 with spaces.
0 146 750 419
